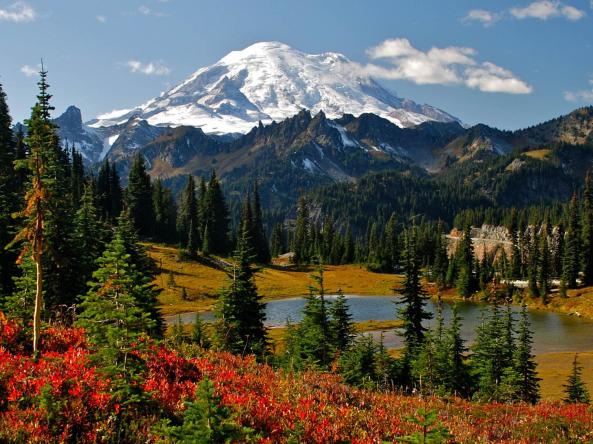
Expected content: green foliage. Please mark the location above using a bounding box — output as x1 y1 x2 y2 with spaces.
214 218 268 358
191 313 211 349
399 408 452 444
202 171 231 256
125 154 154 238
165 378 253 443
563 354 591 404
329 291 355 353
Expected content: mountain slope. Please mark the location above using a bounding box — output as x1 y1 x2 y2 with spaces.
88 41 459 134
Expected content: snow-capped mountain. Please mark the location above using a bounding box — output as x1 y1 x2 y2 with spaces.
88 41 458 134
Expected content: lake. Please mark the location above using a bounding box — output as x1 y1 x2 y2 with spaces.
164 295 593 355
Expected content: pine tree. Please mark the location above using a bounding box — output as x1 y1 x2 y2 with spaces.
527 229 539 297
292 265 333 369
0 81 18 298
202 171 230 256
214 220 268 358
69 145 84 209
293 197 310 266
445 304 470 396
177 175 200 255
251 181 271 263
512 305 540 404
269 223 285 258
563 354 591 404
75 232 155 364
125 154 154 238
10 68 66 353
432 221 448 289
582 172 593 286
455 225 476 297
538 227 551 302
152 178 177 243
329 290 355 353
338 335 379 388
562 194 581 289
74 183 107 294
384 213 399 272
165 378 250 443
191 313 211 349
114 211 163 337
397 228 432 384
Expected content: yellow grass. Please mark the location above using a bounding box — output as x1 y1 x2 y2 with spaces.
523 149 552 160
536 351 593 401
146 244 401 315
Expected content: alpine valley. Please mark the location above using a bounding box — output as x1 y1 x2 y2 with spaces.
52 42 593 224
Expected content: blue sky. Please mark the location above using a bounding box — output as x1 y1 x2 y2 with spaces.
0 0 592 130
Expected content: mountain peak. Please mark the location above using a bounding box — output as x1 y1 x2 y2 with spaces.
89 42 459 134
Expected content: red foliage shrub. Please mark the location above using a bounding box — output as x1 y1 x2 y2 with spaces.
1 323 592 443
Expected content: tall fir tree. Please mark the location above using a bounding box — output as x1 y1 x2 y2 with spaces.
293 197 310 266
74 183 107 296
0 81 18 298
10 68 73 352
177 175 200 255
562 194 581 289
152 178 177 243
512 305 540 404
251 181 271 263
582 172 593 286
202 171 230 255
563 354 591 404
455 225 476 297
538 226 551 302
329 290 355 353
214 217 268 358
125 154 154 238
397 228 432 385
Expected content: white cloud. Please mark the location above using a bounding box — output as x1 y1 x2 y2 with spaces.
0 1 36 22
20 64 39 77
138 5 151 15
96 15 106 23
124 60 170 76
564 78 593 102
137 5 166 17
364 38 533 94
465 62 534 94
510 1 585 20
463 9 501 27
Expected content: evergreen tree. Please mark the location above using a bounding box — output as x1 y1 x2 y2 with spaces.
114 211 163 337
563 354 591 404
293 197 310 266
191 313 211 349
69 145 84 209
445 304 470 396
289 265 333 369
527 229 539 297
455 225 476 297
10 68 69 352
582 172 593 286
269 223 285 258
75 232 155 366
74 183 107 295
538 227 551 302
177 175 200 255
202 171 230 255
152 178 177 243
0 81 18 298
384 213 399 272
432 221 448 289
165 378 251 443
338 335 379 388
125 154 154 238
251 181 271 263
397 228 432 384
512 305 540 404
562 194 581 289
214 220 268 358
329 290 355 353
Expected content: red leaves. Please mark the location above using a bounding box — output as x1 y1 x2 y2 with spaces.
1 324 593 443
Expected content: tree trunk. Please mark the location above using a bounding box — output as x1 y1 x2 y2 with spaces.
33 257 42 354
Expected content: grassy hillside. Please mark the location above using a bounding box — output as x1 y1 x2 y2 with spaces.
147 244 401 316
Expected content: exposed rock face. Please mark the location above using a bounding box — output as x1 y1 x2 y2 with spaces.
447 225 512 260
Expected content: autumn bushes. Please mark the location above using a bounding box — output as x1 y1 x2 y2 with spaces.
1 319 593 443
